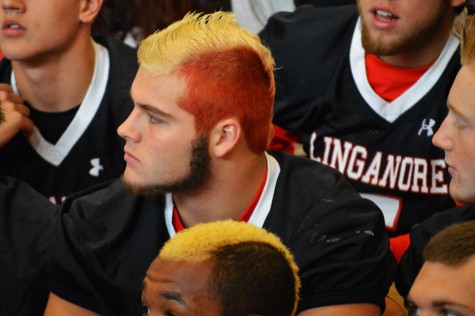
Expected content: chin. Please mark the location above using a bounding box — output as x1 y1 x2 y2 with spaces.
121 174 142 187
450 187 471 205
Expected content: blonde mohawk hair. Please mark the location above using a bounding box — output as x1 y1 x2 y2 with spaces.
137 11 274 76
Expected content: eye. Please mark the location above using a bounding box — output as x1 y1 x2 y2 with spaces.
406 302 420 316
165 311 179 316
440 309 461 316
142 305 151 315
148 114 162 124
453 119 466 129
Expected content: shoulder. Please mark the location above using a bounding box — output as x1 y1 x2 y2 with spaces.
47 179 169 314
94 37 138 122
270 150 367 202
396 204 475 297
59 179 167 234
95 36 138 72
95 36 138 90
266 153 393 312
260 5 358 46
410 204 475 246
260 6 358 113
267 151 385 237
0 175 58 215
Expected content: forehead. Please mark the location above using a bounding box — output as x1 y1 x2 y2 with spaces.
131 68 187 105
145 257 212 291
409 259 475 310
143 258 220 313
448 64 475 115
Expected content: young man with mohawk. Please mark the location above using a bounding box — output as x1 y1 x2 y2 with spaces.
44 12 395 316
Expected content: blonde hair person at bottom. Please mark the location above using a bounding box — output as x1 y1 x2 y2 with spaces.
142 220 300 316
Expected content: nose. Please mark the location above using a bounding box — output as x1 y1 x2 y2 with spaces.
432 117 452 151
117 108 142 143
1 0 26 14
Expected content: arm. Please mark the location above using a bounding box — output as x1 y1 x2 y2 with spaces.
287 178 396 314
44 293 99 316
0 84 33 147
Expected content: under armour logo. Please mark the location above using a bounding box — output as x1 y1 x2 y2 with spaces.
89 158 104 177
418 118 435 137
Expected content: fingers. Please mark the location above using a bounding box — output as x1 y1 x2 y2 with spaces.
0 87 33 147
1 98 31 117
0 86 24 104
0 83 14 93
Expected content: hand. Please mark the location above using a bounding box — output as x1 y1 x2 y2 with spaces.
0 84 33 148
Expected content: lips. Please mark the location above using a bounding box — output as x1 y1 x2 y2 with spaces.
2 20 25 31
445 160 455 176
2 20 26 37
124 150 140 165
374 10 399 22
369 7 400 30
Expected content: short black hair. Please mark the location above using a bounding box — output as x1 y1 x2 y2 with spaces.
210 241 298 316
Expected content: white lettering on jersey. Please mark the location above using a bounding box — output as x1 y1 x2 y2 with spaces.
310 134 448 195
89 158 104 177
418 118 436 137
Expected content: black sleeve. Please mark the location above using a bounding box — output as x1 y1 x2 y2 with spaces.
0 176 59 316
259 5 357 133
46 180 168 316
266 153 396 313
395 204 475 297
292 193 396 313
46 183 123 314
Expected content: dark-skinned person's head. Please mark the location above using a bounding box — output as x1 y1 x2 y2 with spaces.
141 220 300 316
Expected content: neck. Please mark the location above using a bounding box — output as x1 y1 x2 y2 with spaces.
11 35 96 112
173 153 268 228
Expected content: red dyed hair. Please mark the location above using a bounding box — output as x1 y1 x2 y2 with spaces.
177 46 275 153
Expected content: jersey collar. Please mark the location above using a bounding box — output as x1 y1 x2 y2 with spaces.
11 41 110 166
164 152 281 237
350 18 459 123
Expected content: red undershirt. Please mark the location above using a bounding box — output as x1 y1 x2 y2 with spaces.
172 168 269 232
365 53 432 102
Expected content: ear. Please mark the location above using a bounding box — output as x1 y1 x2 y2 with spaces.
210 119 241 158
79 0 103 23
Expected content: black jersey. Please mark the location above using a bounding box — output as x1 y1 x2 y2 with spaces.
395 204 475 297
0 37 138 204
260 5 460 236
46 151 395 315
0 176 59 316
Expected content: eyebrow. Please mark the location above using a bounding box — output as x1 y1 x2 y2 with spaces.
161 291 188 307
138 103 174 120
129 90 174 118
432 300 469 309
407 298 469 310
447 101 467 120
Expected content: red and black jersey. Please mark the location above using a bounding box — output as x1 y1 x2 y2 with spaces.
260 5 460 236
46 151 395 315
